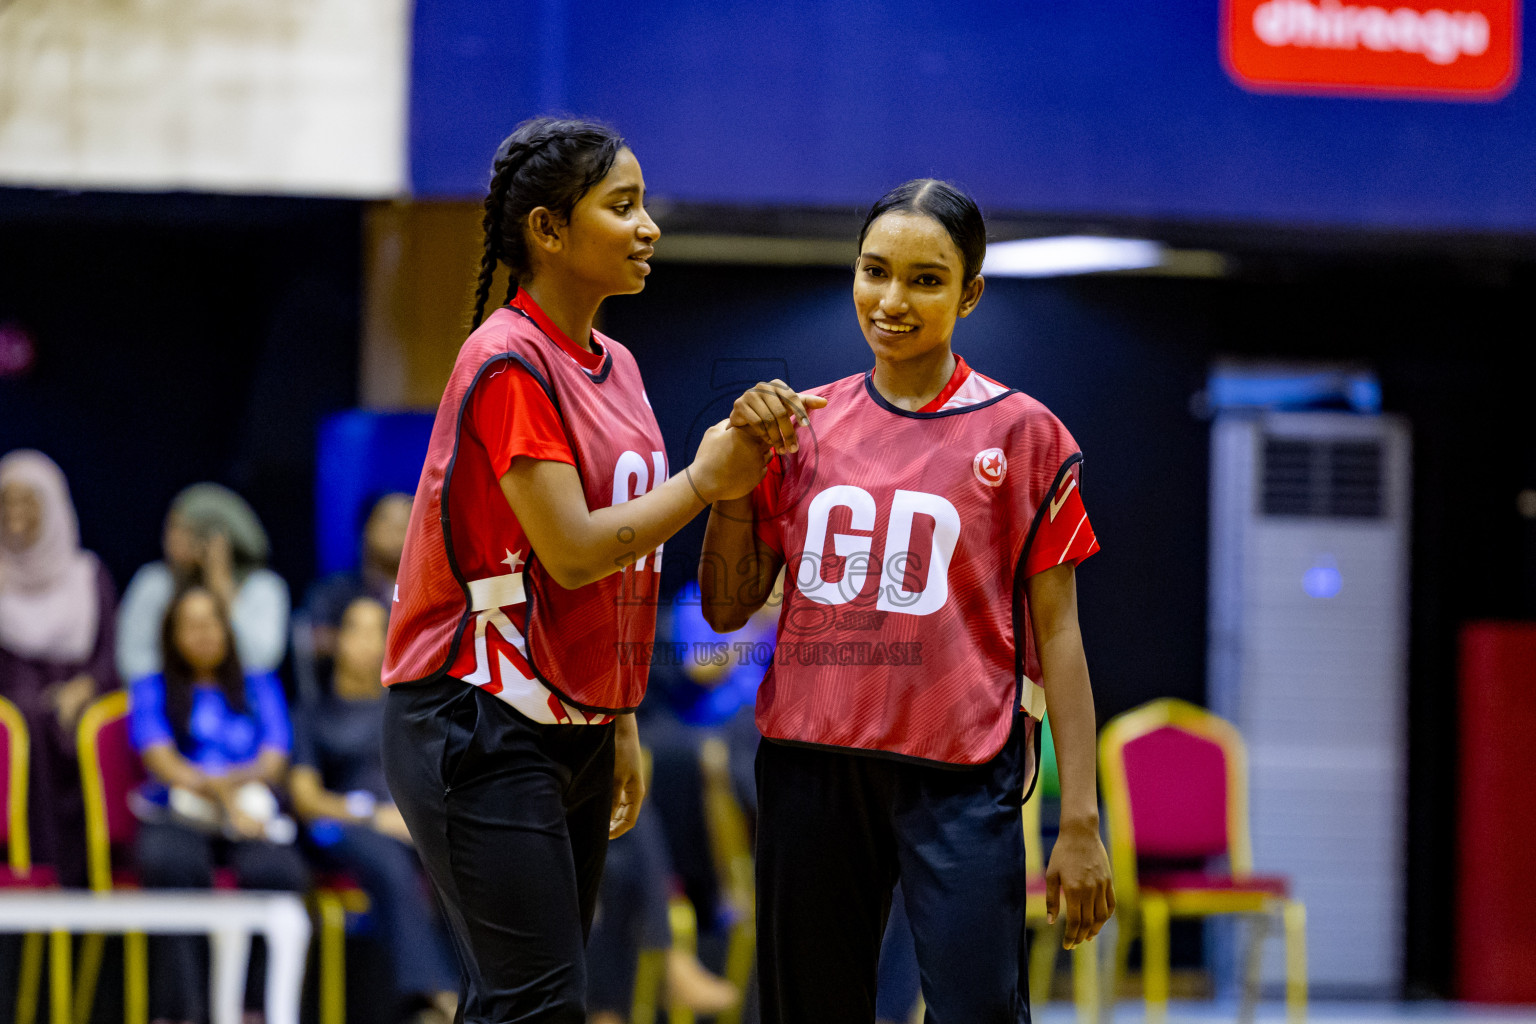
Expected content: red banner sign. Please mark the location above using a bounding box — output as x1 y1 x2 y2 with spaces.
1224 0 1521 98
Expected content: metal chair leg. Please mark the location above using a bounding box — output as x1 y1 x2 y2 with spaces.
124 931 148 1024
1028 923 1058 1004
1284 901 1308 1024
631 948 666 1024
48 931 71 1024
1100 910 1132 1024
716 912 754 1024
1239 912 1272 1024
317 892 348 1024
1140 896 1171 1024
1070 932 1101 1024
70 933 105 1024
16 931 45 1024
666 897 698 1024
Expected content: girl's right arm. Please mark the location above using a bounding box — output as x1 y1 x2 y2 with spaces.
502 419 766 591
700 380 818 632
700 499 782 633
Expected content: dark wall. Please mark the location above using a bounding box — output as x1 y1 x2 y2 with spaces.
605 257 1536 997
0 190 363 599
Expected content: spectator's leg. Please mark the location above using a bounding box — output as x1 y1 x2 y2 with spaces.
230 837 311 1012
229 839 310 893
584 814 653 1016
331 824 458 1007
137 821 215 1023
646 717 719 928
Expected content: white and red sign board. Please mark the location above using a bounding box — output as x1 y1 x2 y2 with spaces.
1224 0 1521 98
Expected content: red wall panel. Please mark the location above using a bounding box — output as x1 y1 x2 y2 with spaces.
1458 622 1536 1001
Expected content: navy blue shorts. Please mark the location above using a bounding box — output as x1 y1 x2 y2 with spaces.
755 715 1033 1024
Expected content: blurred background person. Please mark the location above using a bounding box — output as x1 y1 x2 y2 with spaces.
0 449 119 887
129 583 308 1024
288 595 458 1024
636 580 779 940
118 483 290 683
586 808 741 1024
668 574 783 817
301 491 411 658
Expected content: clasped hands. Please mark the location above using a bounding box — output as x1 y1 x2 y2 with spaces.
691 381 826 504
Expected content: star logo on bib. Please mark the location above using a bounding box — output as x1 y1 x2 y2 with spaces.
973 448 1007 488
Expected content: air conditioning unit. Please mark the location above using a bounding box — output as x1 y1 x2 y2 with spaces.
1207 410 1411 996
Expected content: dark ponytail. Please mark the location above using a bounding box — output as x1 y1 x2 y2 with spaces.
858 179 988 283
470 117 627 329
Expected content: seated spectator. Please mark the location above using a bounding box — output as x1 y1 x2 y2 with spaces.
670 574 782 817
0 450 118 886
129 584 308 1024
587 807 741 1024
118 483 289 683
584 580 784 1022
288 597 457 1024
301 492 411 658
640 577 782 927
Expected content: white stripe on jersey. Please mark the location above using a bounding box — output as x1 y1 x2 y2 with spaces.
939 370 1010 411
462 570 610 725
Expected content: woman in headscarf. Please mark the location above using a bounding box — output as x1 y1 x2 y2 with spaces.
0 449 119 886
117 483 290 684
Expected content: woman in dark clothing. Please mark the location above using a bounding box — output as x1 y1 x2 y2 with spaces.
0 449 118 887
129 583 308 1024
289 596 458 1024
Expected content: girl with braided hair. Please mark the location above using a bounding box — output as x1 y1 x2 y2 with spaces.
380 117 801 1023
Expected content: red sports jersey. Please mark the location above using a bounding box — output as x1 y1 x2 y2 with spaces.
384 290 667 720
750 360 1098 766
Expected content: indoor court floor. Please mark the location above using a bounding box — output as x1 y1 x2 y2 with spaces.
1038 1004 1536 1024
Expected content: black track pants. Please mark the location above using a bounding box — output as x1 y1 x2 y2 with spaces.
384 677 615 1024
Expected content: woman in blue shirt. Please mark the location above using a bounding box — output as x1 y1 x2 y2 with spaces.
129 583 308 1024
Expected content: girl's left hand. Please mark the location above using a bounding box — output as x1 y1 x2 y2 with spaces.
1046 819 1116 948
609 714 646 838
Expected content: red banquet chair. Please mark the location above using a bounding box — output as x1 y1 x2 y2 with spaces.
0 693 60 1024
77 688 274 1024
74 690 150 1024
1098 699 1306 1024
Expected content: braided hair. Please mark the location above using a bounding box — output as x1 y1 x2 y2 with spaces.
470 117 627 329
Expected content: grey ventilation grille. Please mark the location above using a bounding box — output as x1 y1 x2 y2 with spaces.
1261 437 1384 518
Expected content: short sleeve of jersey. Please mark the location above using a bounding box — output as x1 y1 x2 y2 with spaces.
467 362 575 479
1014 408 1100 578
1023 461 1100 577
748 454 787 555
